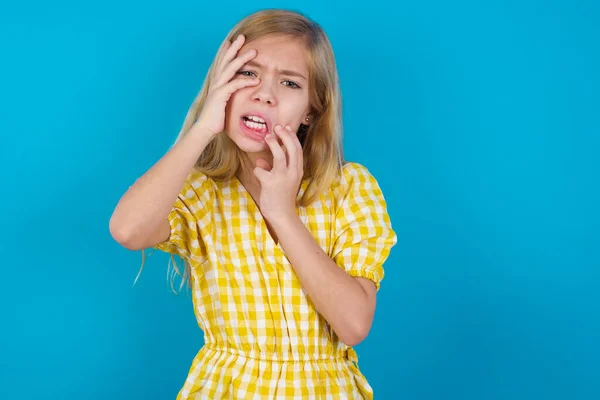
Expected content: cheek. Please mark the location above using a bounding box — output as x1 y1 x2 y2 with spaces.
225 92 242 116
280 95 309 119
292 94 310 121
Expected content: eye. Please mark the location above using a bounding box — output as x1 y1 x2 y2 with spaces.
236 70 256 77
283 80 301 89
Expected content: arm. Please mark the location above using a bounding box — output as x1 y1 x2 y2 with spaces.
270 216 377 346
110 34 260 251
253 126 396 346
109 126 213 250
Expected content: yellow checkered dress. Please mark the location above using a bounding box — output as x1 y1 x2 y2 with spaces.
154 162 397 399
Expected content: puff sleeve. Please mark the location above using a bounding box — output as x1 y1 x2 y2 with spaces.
331 163 397 291
152 169 213 265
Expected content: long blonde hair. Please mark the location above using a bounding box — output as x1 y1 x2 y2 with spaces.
140 9 345 292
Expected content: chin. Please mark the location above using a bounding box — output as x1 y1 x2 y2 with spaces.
225 129 268 154
230 134 269 154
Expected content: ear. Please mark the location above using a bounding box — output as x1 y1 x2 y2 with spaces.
302 114 312 125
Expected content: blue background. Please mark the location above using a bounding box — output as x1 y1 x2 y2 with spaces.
1 0 599 399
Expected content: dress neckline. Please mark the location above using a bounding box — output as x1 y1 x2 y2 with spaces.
231 176 282 250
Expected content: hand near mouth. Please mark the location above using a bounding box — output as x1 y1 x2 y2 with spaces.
252 124 304 222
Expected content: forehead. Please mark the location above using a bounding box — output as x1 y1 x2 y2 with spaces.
240 34 309 73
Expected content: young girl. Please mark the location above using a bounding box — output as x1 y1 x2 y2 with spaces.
110 8 397 399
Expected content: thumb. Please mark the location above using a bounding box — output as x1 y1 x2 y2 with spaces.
255 157 272 171
253 165 270 183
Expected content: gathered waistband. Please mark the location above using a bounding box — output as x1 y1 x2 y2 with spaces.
201 342 358 364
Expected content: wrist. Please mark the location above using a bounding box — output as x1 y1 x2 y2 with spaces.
189 121 220 141
184 124 217 147
267 210 301 231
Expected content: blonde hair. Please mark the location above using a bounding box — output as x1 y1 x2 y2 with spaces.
139 9 345 293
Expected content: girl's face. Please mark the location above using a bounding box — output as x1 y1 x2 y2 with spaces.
224 34 312 156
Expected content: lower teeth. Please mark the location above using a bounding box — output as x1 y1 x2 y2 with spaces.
245 121 266 131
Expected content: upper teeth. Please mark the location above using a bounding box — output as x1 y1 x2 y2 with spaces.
246 115 266 124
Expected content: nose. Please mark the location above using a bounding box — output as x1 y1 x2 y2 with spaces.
251 80 277 106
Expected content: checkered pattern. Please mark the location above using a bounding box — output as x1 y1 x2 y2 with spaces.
154 162 397 399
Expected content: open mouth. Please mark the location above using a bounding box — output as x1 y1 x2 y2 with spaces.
241 114 270 134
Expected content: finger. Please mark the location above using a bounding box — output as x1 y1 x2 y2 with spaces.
286 124 303 173
215 48 257 87
220 77 260 99
265 127 287 170
275 125 300 172
213 39 234 79
255 157 272 172
288 125 304 172
253 165 270 183
217 34 245 71
214 39 231 72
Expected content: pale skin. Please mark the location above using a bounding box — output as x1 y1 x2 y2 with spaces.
254 124 378 346
110 34 376 346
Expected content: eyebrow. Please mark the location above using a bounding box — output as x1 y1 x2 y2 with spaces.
245 60 307 80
